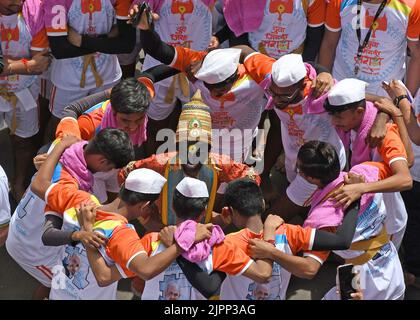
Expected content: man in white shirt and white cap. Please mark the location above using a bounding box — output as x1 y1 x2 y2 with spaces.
135 8 267 163
324 78 413 249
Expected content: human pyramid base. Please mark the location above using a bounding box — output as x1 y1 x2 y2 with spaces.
1 0 420 301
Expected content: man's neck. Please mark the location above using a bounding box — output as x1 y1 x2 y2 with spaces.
244 215 264 234
99 198 128 217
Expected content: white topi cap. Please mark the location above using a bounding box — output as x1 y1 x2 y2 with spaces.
176 177 209 198
271 54 307 87
125 168 167 194
195 48 241 84
327 78 368 106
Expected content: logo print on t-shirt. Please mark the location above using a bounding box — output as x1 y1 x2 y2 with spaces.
0 23 19 50
62 246 90 290
171 0 194 21
269 0 294 21
158 273 192 300
364 12 387 38
81 0 102 34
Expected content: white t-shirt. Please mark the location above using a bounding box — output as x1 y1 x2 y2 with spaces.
141 242 205 300
44 0 125 91
0 165 10 228
249 0 325 59
49 209 118 300
141 0 213 86
326 0 420 95
324 192 405 300
274 104 347 183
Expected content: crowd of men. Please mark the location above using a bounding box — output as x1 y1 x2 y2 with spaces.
0 0 420 300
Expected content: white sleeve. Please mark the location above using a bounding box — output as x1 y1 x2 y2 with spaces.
0 167 10 227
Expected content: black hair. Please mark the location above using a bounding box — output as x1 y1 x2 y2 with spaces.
297 140 341 186
110 78 150 114
324 99 366 115
172 189 209 221
86 128 135 168
119 186 160 205
223 178 264 217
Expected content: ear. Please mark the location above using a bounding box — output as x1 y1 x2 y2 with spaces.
140 201 151 210
356 106 365 114
221 206 232 218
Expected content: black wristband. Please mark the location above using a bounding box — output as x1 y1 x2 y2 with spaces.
393 95 409 108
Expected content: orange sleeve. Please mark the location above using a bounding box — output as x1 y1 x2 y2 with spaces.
170 46 207 72
106 225 147 278
361 161 393 181
407 0 420 41
138 77 156 99
77 115 97 141
325 0 342 31
213 153 261 185
282 224 315 255
377 124 407 167
212 241 252 275
139 232 160 256
302 226 335 264
243 53 275 84
307 0 326 27
55 118 82 140
45 181 94 215
115 0 131 19
30 28 49 51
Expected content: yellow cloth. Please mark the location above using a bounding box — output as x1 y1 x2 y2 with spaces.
80 54 103 88
164 73 190 104
0 87 18 135
345 226 389 266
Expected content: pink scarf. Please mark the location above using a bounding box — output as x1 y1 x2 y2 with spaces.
100 101 148 147
223 0 267 36
336 101 377 167
60 141 94 192
175 220 225 263
303 163 379 229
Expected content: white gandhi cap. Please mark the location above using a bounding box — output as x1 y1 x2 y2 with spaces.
125 168 167 194
195 48 241 84
327 78 368 106
271 53 307 87
176 177 209 198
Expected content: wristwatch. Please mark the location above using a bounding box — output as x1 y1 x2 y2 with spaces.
393 95 409 108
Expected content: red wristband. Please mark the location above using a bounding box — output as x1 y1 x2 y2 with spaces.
21 58 30 73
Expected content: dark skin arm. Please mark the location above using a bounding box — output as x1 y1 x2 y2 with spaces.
30 135 80 199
